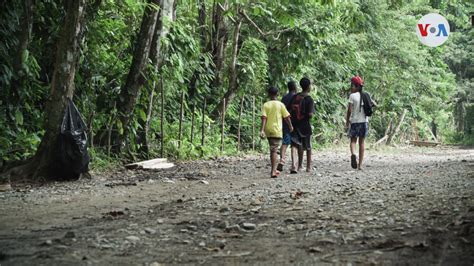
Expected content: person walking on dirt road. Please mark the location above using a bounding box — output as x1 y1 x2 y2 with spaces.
260 87 294 178
289 77 315 173
277 80 298 172
345 76 376 170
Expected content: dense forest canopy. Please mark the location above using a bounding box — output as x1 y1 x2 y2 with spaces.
0 0 473 174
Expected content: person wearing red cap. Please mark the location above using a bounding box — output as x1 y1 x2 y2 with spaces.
345 76 375 170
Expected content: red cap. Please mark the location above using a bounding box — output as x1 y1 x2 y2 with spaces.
351 76 364 86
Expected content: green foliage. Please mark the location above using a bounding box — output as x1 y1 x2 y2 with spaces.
0 1 47 162
0 0 472 166
88 148 121 172
237 37 268 94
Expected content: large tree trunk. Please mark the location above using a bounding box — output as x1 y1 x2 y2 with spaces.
211 19 242 119
209 0 228 92
2 0 86 182
114 0 161 152
149 0 175 67
138 0 176 156
187 0 207 99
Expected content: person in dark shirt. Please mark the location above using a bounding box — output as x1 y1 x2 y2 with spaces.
277 80 297 172
290 77 315 173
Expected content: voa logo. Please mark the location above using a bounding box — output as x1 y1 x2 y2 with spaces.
416 13 450 47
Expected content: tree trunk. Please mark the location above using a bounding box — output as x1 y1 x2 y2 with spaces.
2 0 86 182
384 116 393 137
252 96 255 150
12 0 33 78
220 98 226 153
386 109 407 145
197 0 207 46
160 78 165 158
114 0 161 152
187 0 207 99
9 0 34 116
137 0 176 156
209 0 228 91
149 0 176 67
178 91 185 149
139 88 154 156
211 19 242 118
237 96 244 151
190 103 196 143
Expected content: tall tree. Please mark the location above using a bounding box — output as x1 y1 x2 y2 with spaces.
211 16 242 118
114 0 161 152
10 0 34 96
187 0 208 99
138 0 176 155
209 0 228 92
3 0 86 181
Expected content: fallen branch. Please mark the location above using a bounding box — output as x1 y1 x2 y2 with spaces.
374 135 388 146
387 109 407 145
410 140 441 147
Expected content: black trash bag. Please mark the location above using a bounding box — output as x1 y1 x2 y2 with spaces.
55 99 90 180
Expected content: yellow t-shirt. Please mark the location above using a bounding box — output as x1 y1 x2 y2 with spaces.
262 100 290 138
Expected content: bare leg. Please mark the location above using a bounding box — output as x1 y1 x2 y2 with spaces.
270 148 279 176
290 146 298 171
350 137 357 155
280 144 288 164
306 149 312 172
297 146 304 171
358 137 365 170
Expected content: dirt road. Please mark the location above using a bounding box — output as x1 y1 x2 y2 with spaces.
1 147 473 265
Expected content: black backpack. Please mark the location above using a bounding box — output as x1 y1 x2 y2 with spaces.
360 92 374 117
290 93 308 121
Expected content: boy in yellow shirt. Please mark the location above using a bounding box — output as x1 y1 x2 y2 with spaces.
260 87 294 178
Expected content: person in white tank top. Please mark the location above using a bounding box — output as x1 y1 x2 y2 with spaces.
345 76 376 170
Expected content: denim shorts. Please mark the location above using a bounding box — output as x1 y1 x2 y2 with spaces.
282 131 292 145
349 122 369 138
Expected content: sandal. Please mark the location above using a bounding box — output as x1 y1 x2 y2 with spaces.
277 163 284 171
351 154 357 169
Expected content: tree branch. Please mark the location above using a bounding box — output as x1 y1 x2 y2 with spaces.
239 9 265 37
239 9 310 40
218 3 237 24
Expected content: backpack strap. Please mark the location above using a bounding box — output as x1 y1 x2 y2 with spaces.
298 93 308 111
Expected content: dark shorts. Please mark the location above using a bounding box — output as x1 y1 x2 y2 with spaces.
267 138 282 153
291 132 312 151
282 131 291 145
349 122 369 138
